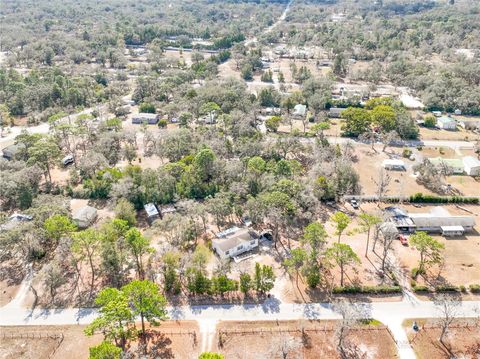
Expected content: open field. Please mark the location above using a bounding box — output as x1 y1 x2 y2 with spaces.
404 318 480 359
0 321 199 359
214 320 398 359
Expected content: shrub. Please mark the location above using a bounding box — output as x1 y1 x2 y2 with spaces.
332 285 401 294
402 148 412 158
469 284 480 293
424 115 436 128
411 267 424 279
158 119 168 128
409 193 479 204
435 285 460 293
139 102 156 113
413 285 429 293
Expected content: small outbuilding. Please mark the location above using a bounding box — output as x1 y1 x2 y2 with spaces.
73 206 98 229
328 107 346 118
382 159 406 171
2 143 26 161
293 104 307 118
436 116 456 130
132 113 159 125
462 156 480 176
144 203 160 224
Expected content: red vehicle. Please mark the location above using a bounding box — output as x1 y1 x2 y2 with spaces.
398 234 408 246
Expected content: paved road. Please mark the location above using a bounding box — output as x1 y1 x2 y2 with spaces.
1 297 479 358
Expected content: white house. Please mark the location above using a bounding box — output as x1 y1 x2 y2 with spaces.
463 156 480 176
382 159 406 171
212 227 259 260
436 116 456 130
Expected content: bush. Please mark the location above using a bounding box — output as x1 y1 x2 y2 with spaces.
469 284 480 293
158 119 168 128
409 193 479 204
402 148 412 158
139 102 156 113
413 285 429 293
435 285 460 293
332 285 401 295
411 267 424 279
424 115 436 128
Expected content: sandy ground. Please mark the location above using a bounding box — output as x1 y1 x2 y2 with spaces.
418 127 476 141
214 320 398 359
404 318 480 359
0 321 199 359
361 203 480 288
351 144 480 197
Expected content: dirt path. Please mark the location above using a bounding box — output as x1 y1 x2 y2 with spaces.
2 264 33 310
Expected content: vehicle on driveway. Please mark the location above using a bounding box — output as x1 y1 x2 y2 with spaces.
398 234 408 246
350 199 359 209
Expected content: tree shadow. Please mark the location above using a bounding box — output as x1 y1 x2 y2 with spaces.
144 331 175 359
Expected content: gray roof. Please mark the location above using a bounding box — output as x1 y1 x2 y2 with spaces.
212 228 257 252
144 203 159 217
410 214 475 228
293 104 307 116
384 206 409 218
133 113 158 119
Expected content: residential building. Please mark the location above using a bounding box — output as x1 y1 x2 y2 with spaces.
436 116 457 130
409 207 475 236
132 113 159 125
462 156 480 176
384 206 476 236
212 227 259 260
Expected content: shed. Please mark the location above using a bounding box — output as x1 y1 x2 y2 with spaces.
2 143 26 161
132 113 159 125
462 156 480 176
144 203 160 224
441 226 465 237
436 116 456 130
293 104 307 117
73 206 97 229
328 107 346 118
382 159 406 171
428 157 464 174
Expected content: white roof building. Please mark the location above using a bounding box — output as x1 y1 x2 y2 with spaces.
293 104 307 117
462 156 480 176
382 159 406 171
212 227 259 260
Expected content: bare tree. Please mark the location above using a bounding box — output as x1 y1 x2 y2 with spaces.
333 301 369 359
434 294 461 353
268 334 303 359
380 229 396 272
373 168 391 201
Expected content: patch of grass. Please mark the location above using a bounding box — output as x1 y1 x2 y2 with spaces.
359 318 383 326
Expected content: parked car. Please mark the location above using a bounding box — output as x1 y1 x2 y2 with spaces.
62 154 74 167
399 234 408 246
350 199 359 209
